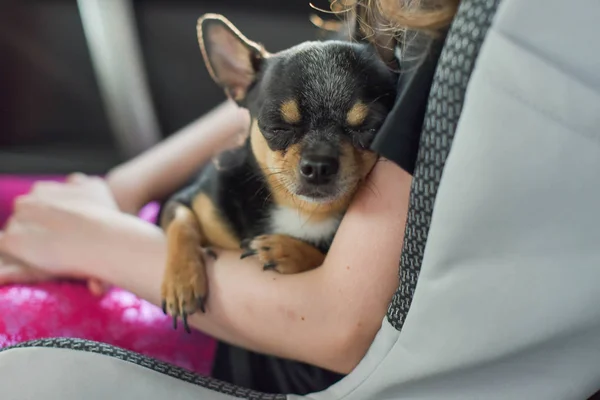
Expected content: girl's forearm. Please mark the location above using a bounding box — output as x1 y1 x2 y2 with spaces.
94 230 347 372
106 100 250 213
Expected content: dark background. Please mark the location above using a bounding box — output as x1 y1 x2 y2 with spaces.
0 0 330 174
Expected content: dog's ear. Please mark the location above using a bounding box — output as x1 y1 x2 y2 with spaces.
197 14 267 103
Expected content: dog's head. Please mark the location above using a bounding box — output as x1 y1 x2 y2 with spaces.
198 14 397 215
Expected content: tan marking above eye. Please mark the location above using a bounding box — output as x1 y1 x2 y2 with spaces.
280 99 301 124
346 101 369 127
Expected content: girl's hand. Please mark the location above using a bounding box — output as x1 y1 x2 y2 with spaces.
0 174 161 289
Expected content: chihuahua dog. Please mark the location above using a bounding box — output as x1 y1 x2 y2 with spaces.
160 14 398 331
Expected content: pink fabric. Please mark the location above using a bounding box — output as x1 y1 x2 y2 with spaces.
0 175 216 375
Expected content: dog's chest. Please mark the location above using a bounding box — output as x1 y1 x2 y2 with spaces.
268 206 341 244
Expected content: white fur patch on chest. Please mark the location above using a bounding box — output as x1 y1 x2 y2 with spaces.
269 206 341 244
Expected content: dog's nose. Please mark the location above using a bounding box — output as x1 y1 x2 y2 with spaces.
299 155 339 184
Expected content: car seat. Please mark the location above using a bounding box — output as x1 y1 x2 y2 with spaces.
2 0 600 398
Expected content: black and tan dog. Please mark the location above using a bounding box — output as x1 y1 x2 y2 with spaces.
160 14 398 331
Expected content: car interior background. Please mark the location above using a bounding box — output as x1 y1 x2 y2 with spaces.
0 0 324 175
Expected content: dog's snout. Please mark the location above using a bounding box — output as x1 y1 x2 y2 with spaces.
299 155 339 185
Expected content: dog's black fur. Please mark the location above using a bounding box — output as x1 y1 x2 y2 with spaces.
160 14 398 332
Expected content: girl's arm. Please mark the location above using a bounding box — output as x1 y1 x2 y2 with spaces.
107 100 250 213
95 159 411 374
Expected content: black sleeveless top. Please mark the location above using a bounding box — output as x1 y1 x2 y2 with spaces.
371 32 446 173
210 33 447 396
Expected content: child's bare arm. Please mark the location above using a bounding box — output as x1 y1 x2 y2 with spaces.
106 100 250 213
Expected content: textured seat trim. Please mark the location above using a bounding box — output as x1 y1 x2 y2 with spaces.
0 338 286 400
386 0 501 331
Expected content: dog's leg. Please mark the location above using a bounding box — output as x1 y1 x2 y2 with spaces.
240 234 325 274
160 201 212 333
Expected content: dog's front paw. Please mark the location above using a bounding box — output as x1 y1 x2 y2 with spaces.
240 234 325 274
161 243 209 333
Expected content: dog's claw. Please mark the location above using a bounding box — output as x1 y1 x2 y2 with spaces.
205 248 218 259
197 297 206 313
182 312 191 333
240 250 256 259
172 315 178 330
263 262 277 270
161 300 167 315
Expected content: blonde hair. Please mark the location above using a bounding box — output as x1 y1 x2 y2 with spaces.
352 0 459 33
311 0 460 62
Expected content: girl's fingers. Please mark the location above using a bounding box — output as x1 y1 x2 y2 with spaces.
67 172 88 184
87 279 110 296
0 258 52 285
0 227 16 254
0 263 29 285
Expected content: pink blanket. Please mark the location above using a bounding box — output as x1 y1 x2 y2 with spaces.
0 175 216 375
